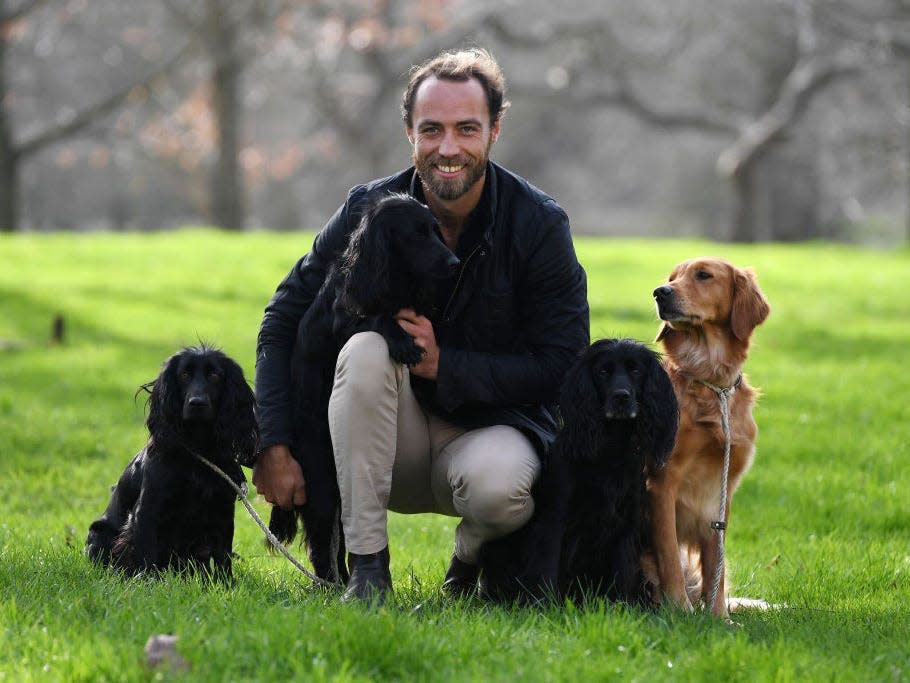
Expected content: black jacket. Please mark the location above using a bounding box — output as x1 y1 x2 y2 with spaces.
254 161 589 458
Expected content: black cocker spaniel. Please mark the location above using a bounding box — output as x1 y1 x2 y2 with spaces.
85 345 258 580
267 192 459 583
478 338 678 604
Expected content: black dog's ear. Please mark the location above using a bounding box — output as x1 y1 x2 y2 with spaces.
215 354 259 465
555 348 603 463
338 198 391 315
144 351 185 451
632 349 678 471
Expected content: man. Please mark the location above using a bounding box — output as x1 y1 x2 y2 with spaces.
252 48 589 602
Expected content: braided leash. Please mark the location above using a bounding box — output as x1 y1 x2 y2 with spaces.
698 375 741 611
189 450 340 590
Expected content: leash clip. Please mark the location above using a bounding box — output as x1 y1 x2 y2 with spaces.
711 520 727 531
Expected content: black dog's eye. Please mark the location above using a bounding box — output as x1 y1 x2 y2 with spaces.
207 371 222 382
178 371 191 382
695 270 713 281
598 367 611 376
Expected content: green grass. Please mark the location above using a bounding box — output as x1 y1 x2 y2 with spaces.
1 230 908 681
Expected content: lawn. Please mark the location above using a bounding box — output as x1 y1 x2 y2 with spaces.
1 230 908 681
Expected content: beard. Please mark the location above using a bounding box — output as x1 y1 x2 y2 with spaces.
413 143 490 201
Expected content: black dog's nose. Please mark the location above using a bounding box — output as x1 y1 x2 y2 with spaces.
653 285 673 301
612 388 632 403
187 396 210 407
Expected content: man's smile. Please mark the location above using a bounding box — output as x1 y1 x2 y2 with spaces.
435 163 465 175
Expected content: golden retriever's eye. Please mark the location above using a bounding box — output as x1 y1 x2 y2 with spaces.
695 270 713 281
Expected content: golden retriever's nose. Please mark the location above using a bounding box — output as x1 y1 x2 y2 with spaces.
653 285 673 302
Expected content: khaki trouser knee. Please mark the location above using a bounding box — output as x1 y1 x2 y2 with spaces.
328 331 540 560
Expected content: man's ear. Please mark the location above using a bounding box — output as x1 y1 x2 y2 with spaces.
406 125 414 145
490 121 501 145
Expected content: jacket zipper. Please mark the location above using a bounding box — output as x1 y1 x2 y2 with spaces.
441 242 485 322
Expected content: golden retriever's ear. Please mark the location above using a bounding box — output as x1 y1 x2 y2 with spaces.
731 268 770 341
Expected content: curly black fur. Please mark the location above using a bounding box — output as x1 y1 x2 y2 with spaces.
85 345 257 580
478 338 678 604
267 192 459 583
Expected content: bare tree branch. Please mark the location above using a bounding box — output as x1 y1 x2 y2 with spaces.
17 40 194 159
485 10 739 135
716 50 865 177
159 0 203 35
0 0 46 26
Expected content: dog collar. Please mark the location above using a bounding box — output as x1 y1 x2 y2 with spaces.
699 374 742 396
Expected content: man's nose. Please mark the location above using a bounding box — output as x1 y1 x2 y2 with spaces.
438 130 459 157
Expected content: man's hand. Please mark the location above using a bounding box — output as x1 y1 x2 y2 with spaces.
252 444 307 510
395 308 439 380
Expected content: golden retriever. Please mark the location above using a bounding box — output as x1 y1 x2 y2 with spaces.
648 257 770 617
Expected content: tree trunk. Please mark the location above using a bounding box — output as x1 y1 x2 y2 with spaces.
0 33 18 232
0 143 17 233
729 139 822 243
762 142 820 241
730 164 757 243
208 1 244 231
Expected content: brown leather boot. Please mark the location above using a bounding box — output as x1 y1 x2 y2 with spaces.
441 553 479 598
342 547 392 603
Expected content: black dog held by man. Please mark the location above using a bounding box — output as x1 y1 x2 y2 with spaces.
85 345 258 580
478 338 678 604
266 192 460 584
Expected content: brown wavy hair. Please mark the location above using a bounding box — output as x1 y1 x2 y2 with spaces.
402 47 510 127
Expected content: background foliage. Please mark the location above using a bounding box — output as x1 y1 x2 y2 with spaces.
3 0 910 243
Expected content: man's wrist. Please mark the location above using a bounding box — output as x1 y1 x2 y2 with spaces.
249 443 288 467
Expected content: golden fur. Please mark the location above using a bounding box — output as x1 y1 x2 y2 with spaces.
647 257 770 616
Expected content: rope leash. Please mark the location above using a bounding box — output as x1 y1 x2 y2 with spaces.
698 376 741 611
189 451 340 590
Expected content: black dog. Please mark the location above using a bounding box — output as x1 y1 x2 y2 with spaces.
85 345 258 580
267 192 459 583
478 338 678 604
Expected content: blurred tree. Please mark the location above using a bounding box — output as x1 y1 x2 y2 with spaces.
160 0 288 231
281 1 484 178
236 0 492 228
6 0 906 242
485 0 908 242
0 0 185 232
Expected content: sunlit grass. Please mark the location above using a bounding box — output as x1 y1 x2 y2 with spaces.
1 231 908 681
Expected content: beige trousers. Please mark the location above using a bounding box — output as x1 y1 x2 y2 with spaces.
327 332 540 563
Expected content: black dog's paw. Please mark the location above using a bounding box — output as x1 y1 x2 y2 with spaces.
387 338 425 366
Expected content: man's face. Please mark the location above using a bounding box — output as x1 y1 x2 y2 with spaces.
407 76 500 202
